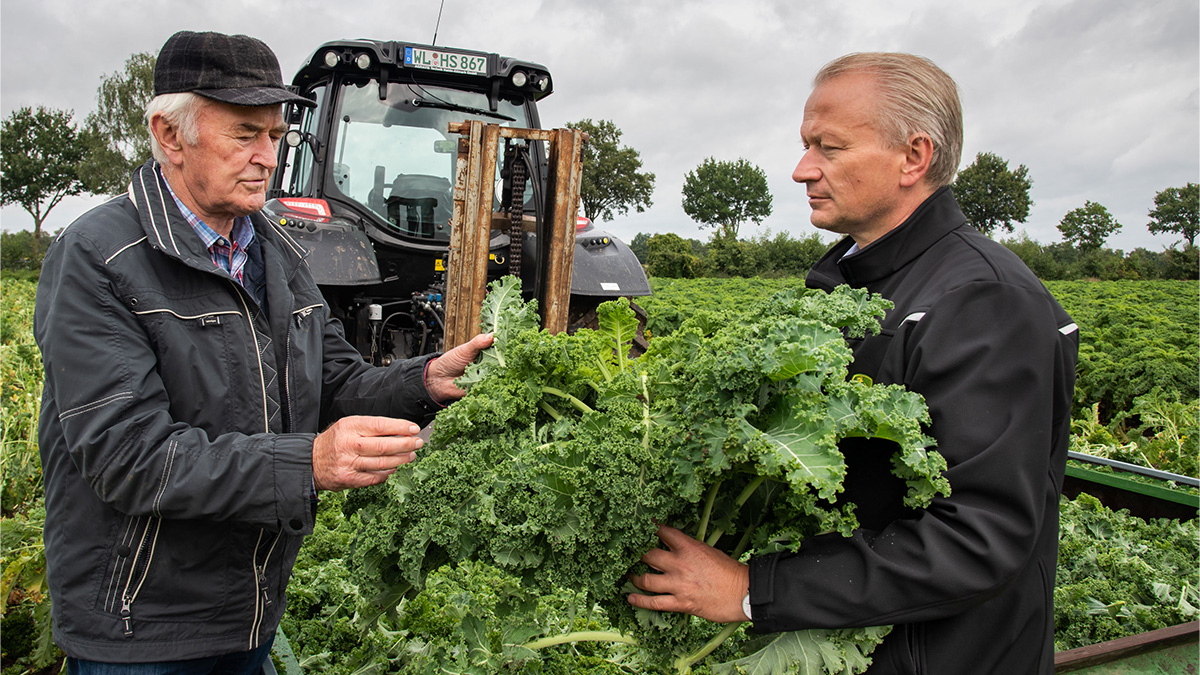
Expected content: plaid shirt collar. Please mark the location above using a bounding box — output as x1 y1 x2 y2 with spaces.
157 164 256 281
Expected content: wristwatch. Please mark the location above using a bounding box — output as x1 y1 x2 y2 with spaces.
742 592 753 621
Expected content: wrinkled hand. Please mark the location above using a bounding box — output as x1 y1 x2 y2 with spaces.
424 332 494 403
627 524 750 623
312 416 424 491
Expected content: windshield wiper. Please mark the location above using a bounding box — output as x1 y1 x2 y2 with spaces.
411 97 515 122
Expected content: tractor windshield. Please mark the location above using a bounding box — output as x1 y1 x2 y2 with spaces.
328 80 533 241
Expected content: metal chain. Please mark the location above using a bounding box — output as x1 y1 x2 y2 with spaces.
505 142 528 277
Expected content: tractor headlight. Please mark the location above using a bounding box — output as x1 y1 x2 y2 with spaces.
323 51 339 68
511 70 528 87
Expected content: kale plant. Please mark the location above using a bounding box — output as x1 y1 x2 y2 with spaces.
1055 492 1198 651
347 276 949 674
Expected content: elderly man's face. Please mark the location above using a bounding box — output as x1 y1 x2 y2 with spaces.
792 72 913 246
176 101 285 227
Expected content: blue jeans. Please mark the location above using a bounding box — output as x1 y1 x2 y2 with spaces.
67 637 274 675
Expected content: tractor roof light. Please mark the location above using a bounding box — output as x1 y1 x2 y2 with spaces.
511 70 528 88
323 50 340 68
355 53 371 70
535 75 550 92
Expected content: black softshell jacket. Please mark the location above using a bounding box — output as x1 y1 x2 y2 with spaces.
747 188 1079 674
34 161 440 662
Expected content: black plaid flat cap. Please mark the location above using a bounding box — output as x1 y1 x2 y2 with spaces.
154 30 315 108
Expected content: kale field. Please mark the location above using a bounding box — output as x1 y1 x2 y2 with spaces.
2 277 1196 674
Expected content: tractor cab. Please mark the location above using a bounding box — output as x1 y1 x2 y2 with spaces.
271 40 551 247
265 39 649 364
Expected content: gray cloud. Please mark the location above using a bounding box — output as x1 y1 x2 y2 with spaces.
3 0 1196 253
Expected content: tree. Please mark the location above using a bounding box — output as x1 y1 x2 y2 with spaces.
0 230 54 271
80 51 156 195
1 106 89 238
629 232 650 263
951 152 1033 236
645 232 699 278
1001 232 1066 280
751 229 828 277
681 157 772 240
1058 200 1122 251
1147 182 1198 247
567 119 655 222
702 234 761 277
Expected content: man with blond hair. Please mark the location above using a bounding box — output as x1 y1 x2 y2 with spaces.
629 53 1078 675
36 31 491 673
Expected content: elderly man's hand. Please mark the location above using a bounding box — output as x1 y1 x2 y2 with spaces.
628 524 751 623
312 416 424 491
424 332 494 403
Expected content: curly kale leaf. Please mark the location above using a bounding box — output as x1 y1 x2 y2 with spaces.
458 275 540 390
758 286 892 339
348 278 948 674
710 626 893 675
824 381 946 509
756 394 843 500
1054 492 1199 651
597 296 641 376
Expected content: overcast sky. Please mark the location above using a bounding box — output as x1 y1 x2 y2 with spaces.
2 0 1197 253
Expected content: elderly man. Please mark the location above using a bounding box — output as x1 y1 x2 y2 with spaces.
35 31 491 673
628 53 1078 675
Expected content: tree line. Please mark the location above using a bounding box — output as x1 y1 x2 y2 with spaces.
584 137 1195 280
567 115 1195 280
2 51 1196 283
618 227 1198 282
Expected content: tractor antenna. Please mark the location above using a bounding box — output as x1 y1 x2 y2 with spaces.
432 0 446 46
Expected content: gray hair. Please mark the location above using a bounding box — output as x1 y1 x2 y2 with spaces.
815 53 963 188
145 92 206 163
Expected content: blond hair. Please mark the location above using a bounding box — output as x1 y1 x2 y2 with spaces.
815 53 963 187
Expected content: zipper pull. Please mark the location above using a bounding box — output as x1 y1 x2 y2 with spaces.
258 569 272 607
120 597 134 636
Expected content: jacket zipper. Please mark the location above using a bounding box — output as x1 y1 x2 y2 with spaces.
118 517 162 637
228 253 309 647
249 528 282 649
234 289 272 434
234 290 284 648
283 310 295 433
103 517 138 615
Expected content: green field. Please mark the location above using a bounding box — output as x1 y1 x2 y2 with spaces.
2 277 1196 674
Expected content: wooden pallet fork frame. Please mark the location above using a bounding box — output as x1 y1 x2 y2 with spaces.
443 121 586 350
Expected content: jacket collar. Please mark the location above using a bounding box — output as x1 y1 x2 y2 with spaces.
126 159 309 272
806 186 967 289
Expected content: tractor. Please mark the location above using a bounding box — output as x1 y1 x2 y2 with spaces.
265 39 649 364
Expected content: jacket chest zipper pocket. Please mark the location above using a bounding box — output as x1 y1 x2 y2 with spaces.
117 517 161 637
294 306 315 327
284 304 322 432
